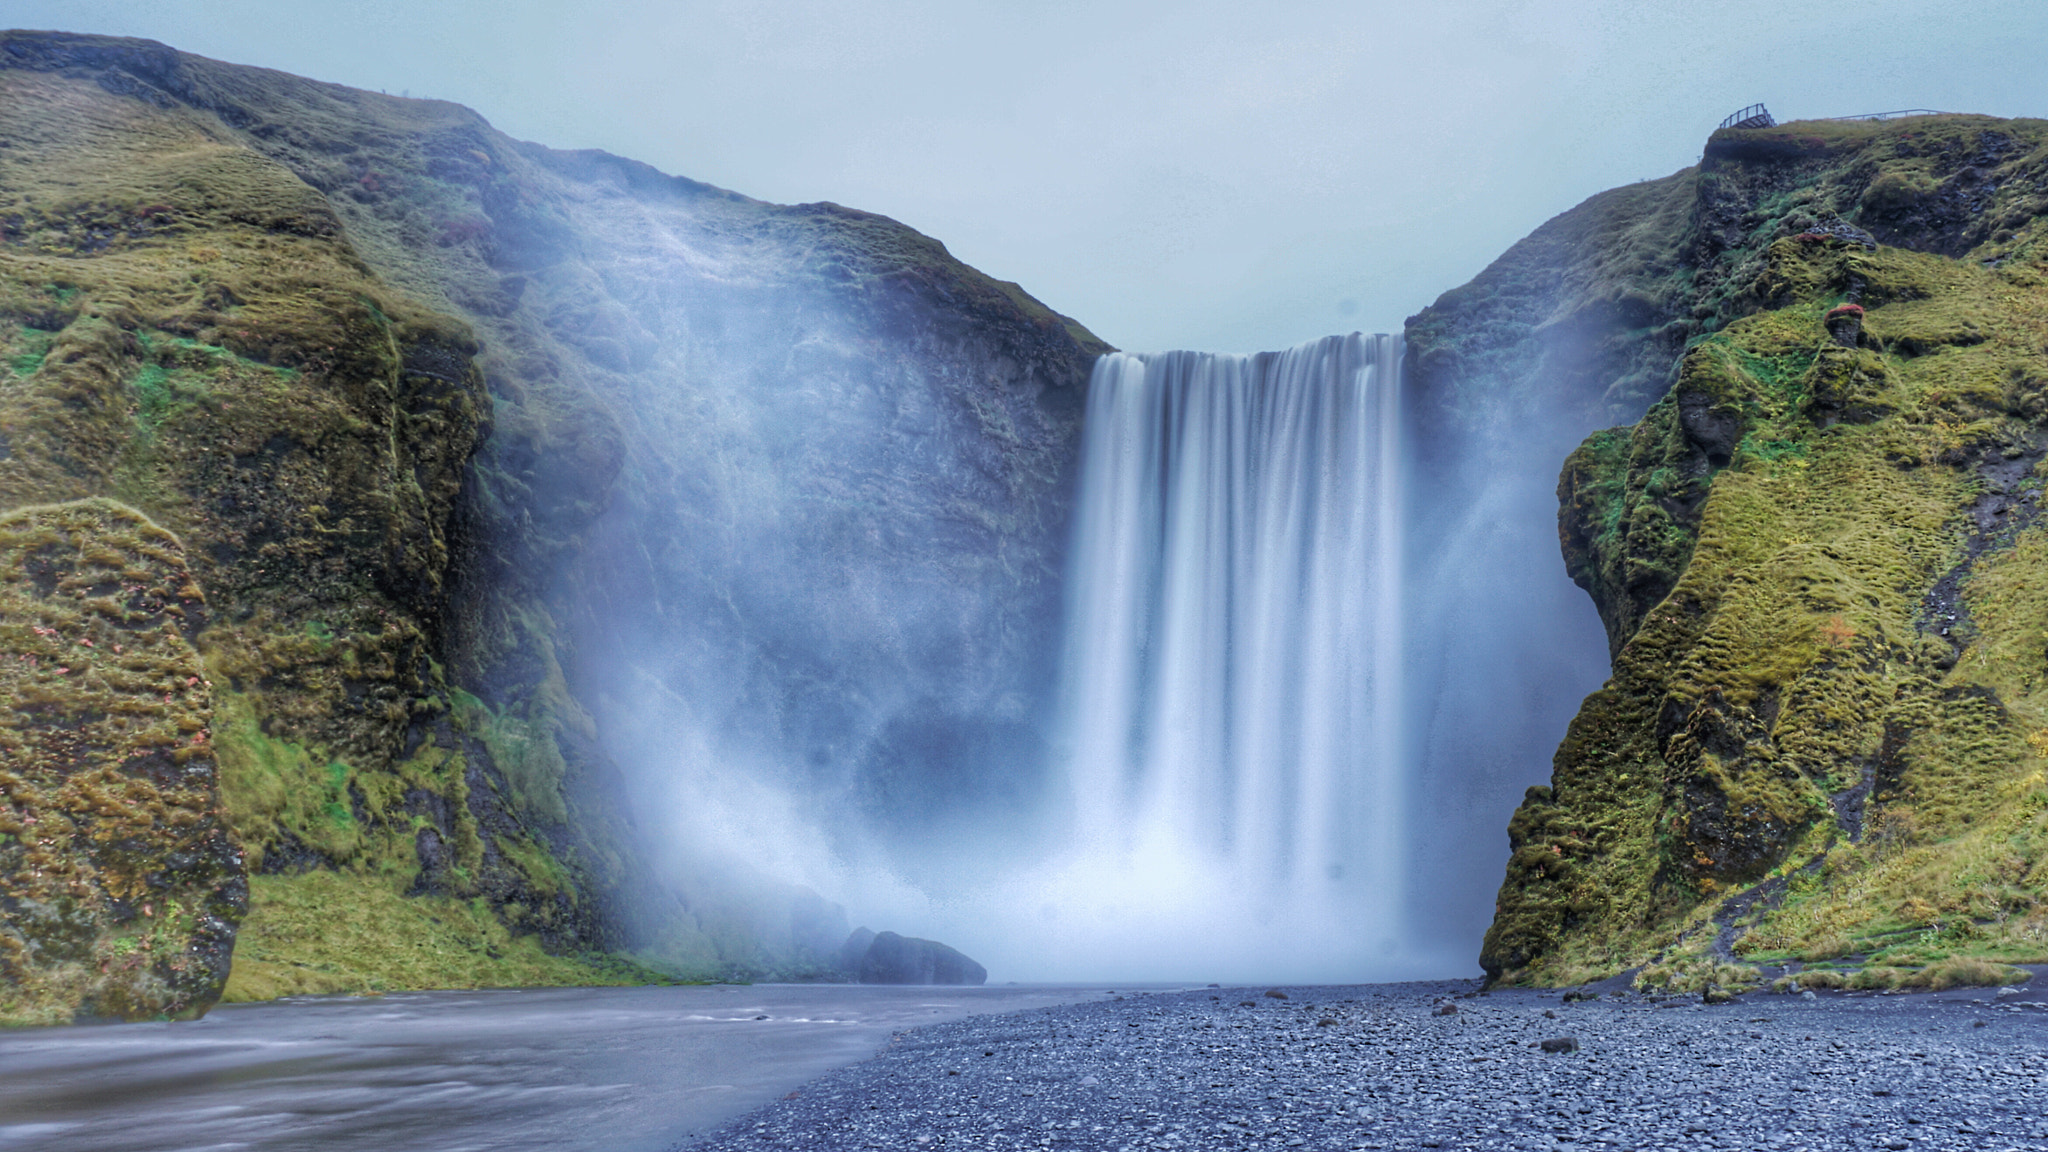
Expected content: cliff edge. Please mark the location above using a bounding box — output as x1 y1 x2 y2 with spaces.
1414 113 2048 990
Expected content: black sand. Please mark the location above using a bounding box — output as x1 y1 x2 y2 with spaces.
685 980 2048 1152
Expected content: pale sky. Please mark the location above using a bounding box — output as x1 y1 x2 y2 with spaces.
11 1 2046 352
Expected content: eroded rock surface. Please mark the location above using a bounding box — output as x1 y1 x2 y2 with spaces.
0 499 242 1024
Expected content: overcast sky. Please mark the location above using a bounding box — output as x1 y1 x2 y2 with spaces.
12 1 2046 352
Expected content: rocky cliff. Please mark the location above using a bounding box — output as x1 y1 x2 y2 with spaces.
1412 113 2048 990
0 31 1101 1023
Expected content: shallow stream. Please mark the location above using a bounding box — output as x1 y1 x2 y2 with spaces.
0 983 1114 1151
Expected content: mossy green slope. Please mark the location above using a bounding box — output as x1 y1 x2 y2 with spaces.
1 30 1107 1014
0 38 649 1015
1435 115 2048 988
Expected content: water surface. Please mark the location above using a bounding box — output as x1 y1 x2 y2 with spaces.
0 983 1113 1151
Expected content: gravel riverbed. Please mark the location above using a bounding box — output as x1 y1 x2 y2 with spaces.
681 978 2048 1152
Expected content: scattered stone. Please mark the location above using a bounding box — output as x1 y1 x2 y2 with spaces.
690 980 2048 1152
1703 987 1736 1005
1432 1002 1458 1016
1264 989 1290 1000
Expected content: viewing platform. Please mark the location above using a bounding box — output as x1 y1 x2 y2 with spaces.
1719 103 1775 130
1720 104 1952 131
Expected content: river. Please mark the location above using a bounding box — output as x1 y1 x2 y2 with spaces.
0 983 1116 1151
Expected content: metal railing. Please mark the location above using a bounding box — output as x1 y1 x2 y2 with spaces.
1820 109 1948 122
1718 104 1776 130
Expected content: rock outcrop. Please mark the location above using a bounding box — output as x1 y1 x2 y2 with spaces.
1411 114 2048 988
848 928 988 985
0 30 1101 1018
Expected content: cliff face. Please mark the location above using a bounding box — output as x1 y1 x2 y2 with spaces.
0 31 1101 1021
1413 114 2048 988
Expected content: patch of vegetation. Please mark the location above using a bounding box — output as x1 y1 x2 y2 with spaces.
0 499 242 1025
222 870 671 1000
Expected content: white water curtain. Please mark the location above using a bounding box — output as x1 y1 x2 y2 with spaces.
1057 333 1406 934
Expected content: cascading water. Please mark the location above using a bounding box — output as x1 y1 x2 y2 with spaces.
959 332 1413 981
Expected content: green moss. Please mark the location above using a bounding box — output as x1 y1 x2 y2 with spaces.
450 686 568 825
221 870 669 1000
0 499 243 1025
1486 218 2048 986
5 326 54 380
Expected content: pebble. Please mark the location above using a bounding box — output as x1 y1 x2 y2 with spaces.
680 980 2048 1151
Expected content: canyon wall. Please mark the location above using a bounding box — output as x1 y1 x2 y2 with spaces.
0 31 1101 1021
1412 113 2048 988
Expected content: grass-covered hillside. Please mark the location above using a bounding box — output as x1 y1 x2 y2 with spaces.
0 31 1103 1023
1411 114 2048 991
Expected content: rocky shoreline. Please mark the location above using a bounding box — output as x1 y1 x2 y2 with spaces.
682 978 2048 1152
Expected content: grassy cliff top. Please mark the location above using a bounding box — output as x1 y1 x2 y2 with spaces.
1406 112 2048 454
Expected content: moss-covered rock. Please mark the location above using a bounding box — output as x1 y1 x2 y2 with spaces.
1 28 1106 1010
1417 114 2048 987
0 499 242 1025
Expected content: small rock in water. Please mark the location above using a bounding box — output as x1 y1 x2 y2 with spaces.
1540 1036 1579 1054
1239 1001 1258 1007
1265 989 1289 1000
1078 1074 1101 1087
1316 1018 1337 1027
1432 1002 1458 1017
1543 1009 1557 1019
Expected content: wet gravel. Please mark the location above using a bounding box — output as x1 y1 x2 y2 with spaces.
682 979 2048 1152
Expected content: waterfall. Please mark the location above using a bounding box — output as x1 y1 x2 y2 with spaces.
1035 332 1411 977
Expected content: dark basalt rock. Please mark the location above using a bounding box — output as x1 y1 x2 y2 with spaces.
835 926 877 976
852 930 987 985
